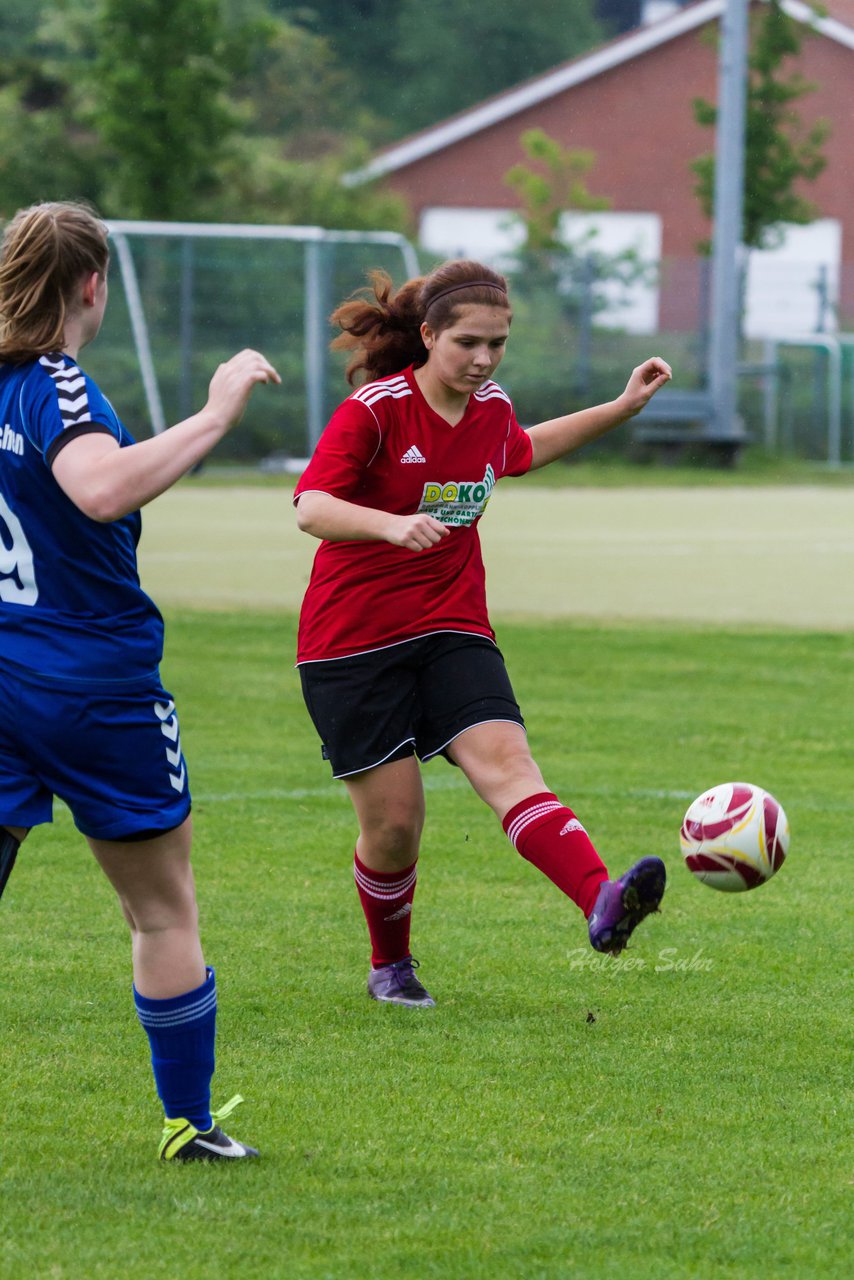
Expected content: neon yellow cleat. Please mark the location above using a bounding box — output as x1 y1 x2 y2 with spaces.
159 1094 259 1162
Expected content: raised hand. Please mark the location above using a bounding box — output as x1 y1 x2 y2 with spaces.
205 349 282 431
620 357 673 415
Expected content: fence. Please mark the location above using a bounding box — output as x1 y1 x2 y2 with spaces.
95 223 854 466
97 221 418 463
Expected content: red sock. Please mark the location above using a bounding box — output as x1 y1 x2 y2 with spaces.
502 792 608 918
353 851 418 968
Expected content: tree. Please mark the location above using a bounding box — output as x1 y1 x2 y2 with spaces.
0 0 408 228
205 9 409 229
505 129 611 252
503 129 650 403
222 10 384 160
208 141 410 230
91 0 240 219
0 83 103 215
285 0 605 138
0 2 42 56
692 0 829 251
0 1 104 216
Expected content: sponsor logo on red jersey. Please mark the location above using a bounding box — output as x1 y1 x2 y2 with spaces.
417 464 496 527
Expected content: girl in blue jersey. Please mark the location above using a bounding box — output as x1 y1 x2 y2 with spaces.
0 201 279 1161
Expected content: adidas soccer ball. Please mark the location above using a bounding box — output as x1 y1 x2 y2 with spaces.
680 781 789 892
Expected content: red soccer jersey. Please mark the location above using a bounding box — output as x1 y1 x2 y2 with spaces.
294 364 533 662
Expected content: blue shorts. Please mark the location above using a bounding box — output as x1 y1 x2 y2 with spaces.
0 660 191 841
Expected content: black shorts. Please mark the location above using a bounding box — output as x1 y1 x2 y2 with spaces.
299 632 525 779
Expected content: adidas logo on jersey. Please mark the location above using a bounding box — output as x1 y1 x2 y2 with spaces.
401 445 426 463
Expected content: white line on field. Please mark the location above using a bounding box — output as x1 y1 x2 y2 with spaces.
193 783 853 818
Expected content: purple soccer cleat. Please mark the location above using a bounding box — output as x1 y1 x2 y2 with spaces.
588 856 666 955
367 957 436 1008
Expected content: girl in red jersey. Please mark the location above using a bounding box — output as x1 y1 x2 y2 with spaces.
295 259 672 1007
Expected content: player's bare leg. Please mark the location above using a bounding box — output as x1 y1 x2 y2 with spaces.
89 818 257 1160
345 758 434 1006
445 721 547 819
344 756 425 873
89 817 203 997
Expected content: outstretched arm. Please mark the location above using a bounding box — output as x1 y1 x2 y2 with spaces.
526 356 672 471
52 349 281 522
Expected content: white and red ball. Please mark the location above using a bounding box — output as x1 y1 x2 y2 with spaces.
680 782 789 892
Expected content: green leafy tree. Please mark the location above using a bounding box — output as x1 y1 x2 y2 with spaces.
0 84 102 215
206 10 409 229
0 2 42 56
285 0 605 138
222 11 385 161
503 128 652 402
505 129 611 251
692 0 829 250
274 1 411 142
0 0 418 229
209 140 410 230
0 1 103 215
87 1 406 227
91 0 239 219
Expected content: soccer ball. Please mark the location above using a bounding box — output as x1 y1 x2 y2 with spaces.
680 782 789 892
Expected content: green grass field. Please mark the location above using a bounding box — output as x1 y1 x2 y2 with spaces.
1 483 852 1279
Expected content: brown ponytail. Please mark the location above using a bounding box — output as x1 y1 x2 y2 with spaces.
331 258 511 385
0 201 109 364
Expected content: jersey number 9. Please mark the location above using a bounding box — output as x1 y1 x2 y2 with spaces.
0 495 39 605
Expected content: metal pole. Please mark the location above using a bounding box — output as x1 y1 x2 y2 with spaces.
762 338 778 450
576 254 594 398
179 238 194 423
826 336 842 467
109 231 166 436
707 0 749 441
304 240 327 454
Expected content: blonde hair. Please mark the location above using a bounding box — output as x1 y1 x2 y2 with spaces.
0 201 109 364
330 258 510 385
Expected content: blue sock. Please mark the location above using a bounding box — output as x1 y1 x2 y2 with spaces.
133 966 217 1130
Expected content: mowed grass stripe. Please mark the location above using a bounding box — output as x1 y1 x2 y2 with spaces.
139 482 854 628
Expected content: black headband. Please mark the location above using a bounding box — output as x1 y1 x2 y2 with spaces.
425 279 508 309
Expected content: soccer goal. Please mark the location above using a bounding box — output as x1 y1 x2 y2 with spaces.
101 220 420 465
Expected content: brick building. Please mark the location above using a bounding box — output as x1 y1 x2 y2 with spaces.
349 0 854 333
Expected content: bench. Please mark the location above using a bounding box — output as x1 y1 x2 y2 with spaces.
631 390 747 467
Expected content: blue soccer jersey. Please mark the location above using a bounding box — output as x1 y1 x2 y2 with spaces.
0 352 164 681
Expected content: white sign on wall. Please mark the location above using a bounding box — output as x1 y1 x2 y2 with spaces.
743 219 841 339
